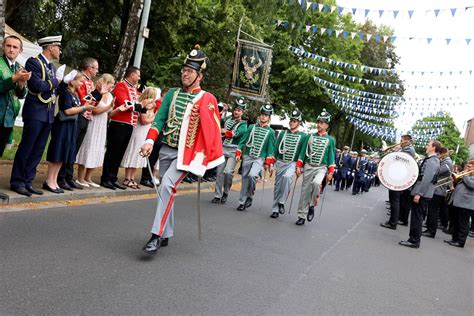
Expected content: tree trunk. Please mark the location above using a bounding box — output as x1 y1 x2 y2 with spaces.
113 0 143 80
0 0 5 47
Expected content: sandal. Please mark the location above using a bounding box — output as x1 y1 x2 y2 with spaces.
123 179 131 186
127 179 140 189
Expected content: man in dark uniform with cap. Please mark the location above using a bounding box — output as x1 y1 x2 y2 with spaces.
352 149 368 195
212 97 248 204
334 145 351 191
140 45 224 254
10 35 62 196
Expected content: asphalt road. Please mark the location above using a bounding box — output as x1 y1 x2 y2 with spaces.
1 182 472 315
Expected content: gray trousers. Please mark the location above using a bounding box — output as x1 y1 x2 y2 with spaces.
214 146 237 198
150 145 188 238
238 155 264 205
297 164 327 219
272 160 296 212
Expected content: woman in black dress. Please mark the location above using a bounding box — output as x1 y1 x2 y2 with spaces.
44 71 94 193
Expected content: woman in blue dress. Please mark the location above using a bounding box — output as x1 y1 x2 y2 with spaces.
44 71 94 193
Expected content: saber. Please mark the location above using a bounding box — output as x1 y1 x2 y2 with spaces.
146 157 164 205
197 176 202 241
288 175 299 214
260 170 266 209
315 181 328 224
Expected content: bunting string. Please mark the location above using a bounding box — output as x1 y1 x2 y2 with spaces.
278 21 473 46
291 0 474 20
290 46 474 77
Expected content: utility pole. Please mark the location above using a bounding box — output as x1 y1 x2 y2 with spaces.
350 126 356 149
133 0 151 68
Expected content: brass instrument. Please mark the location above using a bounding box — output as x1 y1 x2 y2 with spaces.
434 169 474 188
381 141 402 155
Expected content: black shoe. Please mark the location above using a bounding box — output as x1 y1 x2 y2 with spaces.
42 182 62 194
307 206 315 222
26 186 43 195
160 237 169 247
237 204 245 211
0 192 9 200
101 181 116 190
443 239 456 244
140 180 154 188
278 203 285 215
334 188 339 191
112 182 126 190
182 175 193 184
244 197 252 209
270 212 279 218
352 192 357 195
447 241 464 248
469 231 474 238
380 222 396 230
67 180 83 190
142 234 161 254
295 218 305 226
11 186 32 197
221 193 228 204
211 197 221 203
58 181 73 191
398 221 408 226
421 230 435 238
442 227 453 234
399 240 419 249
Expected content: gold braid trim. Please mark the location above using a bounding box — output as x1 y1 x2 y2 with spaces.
186 103 200 148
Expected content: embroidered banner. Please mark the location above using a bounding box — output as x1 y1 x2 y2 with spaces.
231 39 273 101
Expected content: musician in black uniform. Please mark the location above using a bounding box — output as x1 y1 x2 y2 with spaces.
444 160 474 248
422 147 453 237
399 140 441 249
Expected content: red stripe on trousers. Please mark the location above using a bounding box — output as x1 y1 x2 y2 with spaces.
158 172 188 236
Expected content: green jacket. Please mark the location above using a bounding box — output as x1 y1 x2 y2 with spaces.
274 129 307 162
0 56 27 128
238 123 276 160
298 132 336 168
222 116 248 147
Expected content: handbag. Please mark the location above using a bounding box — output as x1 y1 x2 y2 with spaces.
56 94 79 122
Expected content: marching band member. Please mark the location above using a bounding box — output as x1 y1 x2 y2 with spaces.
346 151 357 190
351 149 368 195
236 104 276 211
270 109 306 218
140 46 224 254
423 147 453 237
334 146 351 191
295 109 336 226
445 160 474 248
212 97 248 204
399 140 441 249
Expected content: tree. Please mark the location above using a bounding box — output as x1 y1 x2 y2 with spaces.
113 0 143 80
412 113 469 165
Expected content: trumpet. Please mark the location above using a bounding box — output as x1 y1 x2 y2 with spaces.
434 169 474 188
381 141 402 154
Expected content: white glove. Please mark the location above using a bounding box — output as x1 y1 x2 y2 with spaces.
56 64 66 81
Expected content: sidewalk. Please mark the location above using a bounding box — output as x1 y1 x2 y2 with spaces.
0 160 231 207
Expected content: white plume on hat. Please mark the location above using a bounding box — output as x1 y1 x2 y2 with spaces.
63 69 78 84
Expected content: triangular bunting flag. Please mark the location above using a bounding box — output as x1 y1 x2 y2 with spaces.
351 32 357 39
324 4 330 13
391 36 397 43
338 6 344 14
318 3 324 12
305 25 311 32
366 34 372 41
306 1 312 10
451 8 457 17
427 38 432 44
408 10 414 18
365 9 370 17
320 28 326 35
383 35 389 42
466 38 471 45
327 28 334 36
434 9 440 17
358 32 364 40
352 8 357 15
336 30 343 37
446 38 451 45
379 10 384 17
330 6 337 13
393 10 399 18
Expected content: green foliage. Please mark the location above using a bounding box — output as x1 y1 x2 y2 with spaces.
412 113 469 164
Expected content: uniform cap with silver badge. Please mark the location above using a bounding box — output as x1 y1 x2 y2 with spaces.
38 35 62 47
290 109 303 121
234 97 248 110
260 103 273 115
317 108 331 123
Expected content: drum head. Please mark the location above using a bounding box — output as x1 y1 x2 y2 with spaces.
378 152 419 191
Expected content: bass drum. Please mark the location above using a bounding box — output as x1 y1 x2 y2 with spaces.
378 152 419 191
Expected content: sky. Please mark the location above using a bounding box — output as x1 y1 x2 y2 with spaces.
335 0 474 137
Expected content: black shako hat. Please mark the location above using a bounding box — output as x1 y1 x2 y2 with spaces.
183 44 209 74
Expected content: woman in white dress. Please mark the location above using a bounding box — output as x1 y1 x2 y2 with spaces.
76 74 115 187
120 87 157 189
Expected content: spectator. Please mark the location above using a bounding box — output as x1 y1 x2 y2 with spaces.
10 35 62 197
75 73 115 187
0 36 30 200
121 87 156 188
58 57 99 190
43 71 94 193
